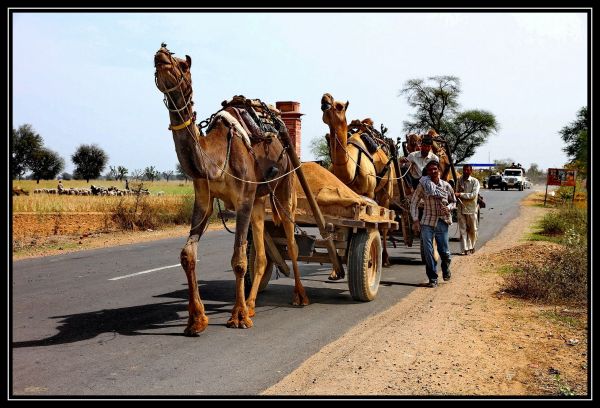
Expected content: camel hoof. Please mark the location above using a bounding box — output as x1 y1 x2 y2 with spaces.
248 307 256 318
184 316 208 336
226 316 253 329
183 327 201 337
292 293 310 306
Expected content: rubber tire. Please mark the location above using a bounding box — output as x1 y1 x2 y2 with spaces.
245 238 273 295
347 229 382 302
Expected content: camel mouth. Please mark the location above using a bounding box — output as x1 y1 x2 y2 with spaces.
155 62 173 69
321 102 332 112
154 50 174 70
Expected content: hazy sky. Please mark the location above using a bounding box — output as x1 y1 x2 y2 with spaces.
11 10 588 175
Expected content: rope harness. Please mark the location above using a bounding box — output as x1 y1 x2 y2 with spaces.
155 45 303 234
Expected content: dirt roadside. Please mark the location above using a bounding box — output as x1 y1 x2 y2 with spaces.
262 199 588 397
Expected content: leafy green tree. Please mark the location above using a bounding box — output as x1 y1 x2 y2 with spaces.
559 106 588 178
144 166 160 182
29 148 65 183
116 166 129 181
400 76 499 164
11 124 44 180
72 144 109 183
61 172 72 181
309 136 331 168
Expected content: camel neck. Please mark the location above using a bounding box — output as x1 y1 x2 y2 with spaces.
330 123 349 166
171 123 228 181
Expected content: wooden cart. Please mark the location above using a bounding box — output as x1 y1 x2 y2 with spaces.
246 196 399 302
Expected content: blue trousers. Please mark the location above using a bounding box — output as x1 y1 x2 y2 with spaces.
421 221 452 281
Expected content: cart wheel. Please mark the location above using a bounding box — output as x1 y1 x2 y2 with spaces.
348 229 382 302
245 237 273 295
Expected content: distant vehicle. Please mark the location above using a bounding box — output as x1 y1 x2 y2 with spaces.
487 174 503 190
501 168 525 191
523 177 532 189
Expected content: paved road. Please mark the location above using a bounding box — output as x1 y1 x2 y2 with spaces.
11 188 536 396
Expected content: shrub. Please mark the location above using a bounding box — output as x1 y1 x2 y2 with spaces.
537 206 587 236
504 228 588 305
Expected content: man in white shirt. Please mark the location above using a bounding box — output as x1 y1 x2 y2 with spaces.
455 164 480 255
402 135 440 189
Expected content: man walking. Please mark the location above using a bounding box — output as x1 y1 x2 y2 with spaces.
456 164 480 255
410 160 456 287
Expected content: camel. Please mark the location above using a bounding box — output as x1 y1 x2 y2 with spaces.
320 93 395 269
154 45 308 336
426 129 453 182
404 133 422 156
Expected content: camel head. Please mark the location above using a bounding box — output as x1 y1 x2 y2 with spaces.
361 118 374 127
406 133 422 153
154 44 193 106
320 93 349 129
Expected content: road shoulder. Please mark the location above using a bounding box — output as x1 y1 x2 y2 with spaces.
262 200 588 396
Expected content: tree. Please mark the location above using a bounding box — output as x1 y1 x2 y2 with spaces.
309 136 331 168
144 166 160 182
106 166 119 180
176 163 189 182
116 166 129 181
11 124 44 180
493 159 515 174
162 170 174 182
71 144 108 183
61 172 72 181
559 106 588 178
400 76 499 164
526 163 545 183
131 169 144 181
29 148 65 183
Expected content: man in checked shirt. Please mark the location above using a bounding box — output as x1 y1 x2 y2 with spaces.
410 160 456 288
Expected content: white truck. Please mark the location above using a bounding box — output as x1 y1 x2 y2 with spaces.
501 167 525 191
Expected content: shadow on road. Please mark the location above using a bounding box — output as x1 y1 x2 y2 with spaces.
12 275 356 348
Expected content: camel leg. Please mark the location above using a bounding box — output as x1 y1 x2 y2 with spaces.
181 179 212 336
246 197 268 318
226 197 255 329
281 217 309 306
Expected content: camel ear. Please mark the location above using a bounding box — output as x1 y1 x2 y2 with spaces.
185 55 192 69
345 101 349 111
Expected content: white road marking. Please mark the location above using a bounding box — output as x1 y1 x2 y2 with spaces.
109 261 197 281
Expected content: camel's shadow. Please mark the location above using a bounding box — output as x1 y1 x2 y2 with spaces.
12 271 354 348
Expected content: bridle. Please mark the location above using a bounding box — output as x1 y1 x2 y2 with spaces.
154 47 195 131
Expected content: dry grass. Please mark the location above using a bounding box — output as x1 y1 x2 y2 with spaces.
12 194 189 213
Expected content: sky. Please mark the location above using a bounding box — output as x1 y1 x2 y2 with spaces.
10 10 588 176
